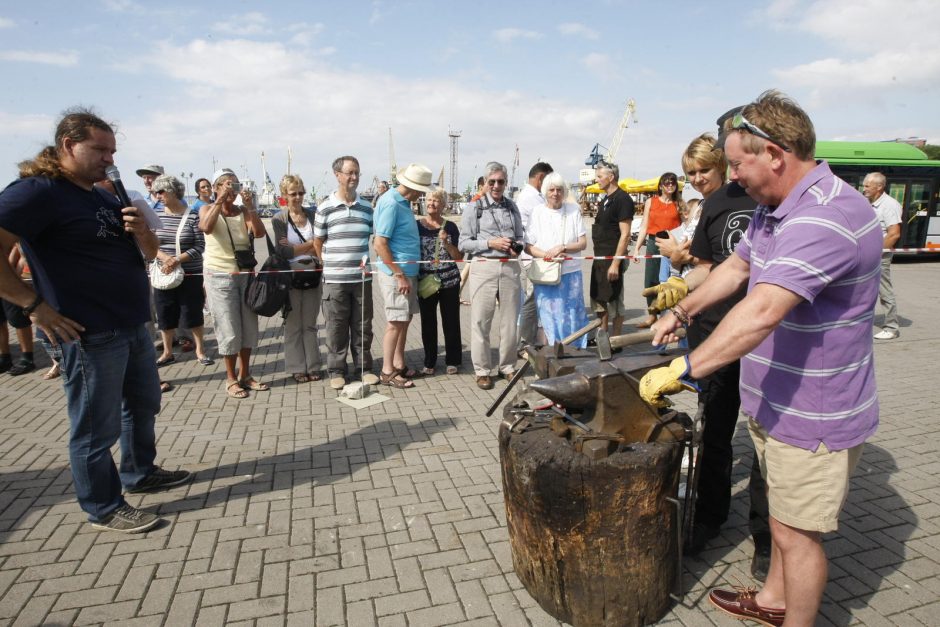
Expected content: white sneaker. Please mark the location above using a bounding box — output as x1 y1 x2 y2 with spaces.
873 329 899 340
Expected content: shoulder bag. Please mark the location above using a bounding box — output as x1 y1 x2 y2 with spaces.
527 210 565 286
418 218 446 299
223 214 257 270
149 213 188 290
286 213 322 290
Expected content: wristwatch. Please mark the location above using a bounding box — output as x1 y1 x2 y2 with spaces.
22 294 44 317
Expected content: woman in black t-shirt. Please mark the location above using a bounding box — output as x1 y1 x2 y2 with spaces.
416 189 463 375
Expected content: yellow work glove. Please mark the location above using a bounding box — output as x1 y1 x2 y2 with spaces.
639 356 699 408
641 276 689 313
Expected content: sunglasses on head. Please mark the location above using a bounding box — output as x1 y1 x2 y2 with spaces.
731 110 791 153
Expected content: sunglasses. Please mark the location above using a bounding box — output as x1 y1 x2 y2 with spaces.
286 191 305 197
731 111 791 153
486 179 507 187
661 180 677 187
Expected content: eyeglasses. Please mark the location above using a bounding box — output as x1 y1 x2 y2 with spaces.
339 170 360 177
286 191 305 197
731 111 791 153
486 179 507 187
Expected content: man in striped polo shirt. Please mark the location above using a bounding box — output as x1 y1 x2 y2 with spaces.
641 90 882 626
314 156 376 390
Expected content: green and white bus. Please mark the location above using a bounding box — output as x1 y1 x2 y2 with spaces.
816 141 940 255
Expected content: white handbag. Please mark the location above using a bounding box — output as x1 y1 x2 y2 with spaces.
527 259 561 285
149 213 188 290
527 209 565 285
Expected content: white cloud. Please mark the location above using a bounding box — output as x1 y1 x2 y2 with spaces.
582 52 610 79
212 11 271 36
0 50 79 67
768 0 940 94
0 17 14 28
493 28 542 44
101 0 144 12
370 0 384 26
116 37 608 194
558 22 598 40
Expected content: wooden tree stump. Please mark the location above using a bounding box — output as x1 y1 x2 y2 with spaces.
499 422 682 626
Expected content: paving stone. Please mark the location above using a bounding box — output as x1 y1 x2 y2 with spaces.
0 256 936 626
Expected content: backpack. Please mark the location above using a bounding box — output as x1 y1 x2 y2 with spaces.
244 233 292 317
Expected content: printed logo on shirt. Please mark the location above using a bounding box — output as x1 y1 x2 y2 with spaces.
96 205 124 239
722 210 752 256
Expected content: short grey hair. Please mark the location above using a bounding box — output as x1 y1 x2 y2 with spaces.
151 174 185 200
484 161 507 178
540 171 569 198
865 172 887 188
596 161 619 181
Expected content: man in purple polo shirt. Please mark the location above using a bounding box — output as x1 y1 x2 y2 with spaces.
640 90 882 626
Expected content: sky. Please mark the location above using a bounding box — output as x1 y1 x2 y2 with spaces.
1 0 938 199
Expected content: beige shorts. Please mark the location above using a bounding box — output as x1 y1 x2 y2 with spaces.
377 271 418 321
748 417 862 533
591 296 626 317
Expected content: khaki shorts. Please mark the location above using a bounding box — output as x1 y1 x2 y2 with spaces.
377 271 418 321
591 296 626 318
748 417 862 533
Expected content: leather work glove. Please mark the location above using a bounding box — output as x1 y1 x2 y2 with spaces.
641 276 689 313
639 356 699 408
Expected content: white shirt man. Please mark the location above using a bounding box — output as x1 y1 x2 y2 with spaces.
862 172 902 339
514 162 553 346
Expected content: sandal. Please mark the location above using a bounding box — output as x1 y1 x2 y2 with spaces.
292 373 310 383
156 355 176 367
397 366 419 378
239 378 270 391
43 363 61 380
379 370 415 389
160 381 173 393
226 379 248 398
307 372 322 382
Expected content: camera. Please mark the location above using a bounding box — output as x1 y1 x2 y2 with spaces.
229 182 243 193
510 240 525 254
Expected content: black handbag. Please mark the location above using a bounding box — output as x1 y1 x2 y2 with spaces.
222 215 257 270
286 213 321 289
244 233 292 317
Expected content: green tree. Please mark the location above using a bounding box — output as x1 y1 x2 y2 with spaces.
921 144 940 160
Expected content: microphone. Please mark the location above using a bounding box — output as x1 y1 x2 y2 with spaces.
105 165 132 208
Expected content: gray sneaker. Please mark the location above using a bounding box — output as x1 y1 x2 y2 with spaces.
90 504 161 533
126 467 193 493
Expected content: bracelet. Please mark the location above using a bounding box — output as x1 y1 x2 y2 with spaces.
671 304 691 327
22 294 44 317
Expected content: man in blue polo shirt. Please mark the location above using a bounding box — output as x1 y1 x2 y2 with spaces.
0 108 193 533
373 163 434 389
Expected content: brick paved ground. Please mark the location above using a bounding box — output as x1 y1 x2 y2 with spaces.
1 219 938 625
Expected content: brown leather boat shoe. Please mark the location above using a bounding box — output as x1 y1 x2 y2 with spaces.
708 587 785 626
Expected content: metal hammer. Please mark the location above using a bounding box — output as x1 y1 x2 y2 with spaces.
595 327 687 361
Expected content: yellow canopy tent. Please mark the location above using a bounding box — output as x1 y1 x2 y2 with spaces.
584 175 685 195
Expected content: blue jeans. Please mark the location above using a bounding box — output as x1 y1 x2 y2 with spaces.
46 325 161 521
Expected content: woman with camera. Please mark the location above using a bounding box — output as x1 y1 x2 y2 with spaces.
631 171 683 327
150 174 210 367
523 172 589 347
416 188 463 376
272 174 323 383
199 168 268 399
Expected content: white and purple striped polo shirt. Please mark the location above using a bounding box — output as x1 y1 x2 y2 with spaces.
735 161 882 452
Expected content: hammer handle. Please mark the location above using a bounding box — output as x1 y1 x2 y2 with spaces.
610 327 686 349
